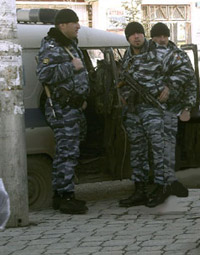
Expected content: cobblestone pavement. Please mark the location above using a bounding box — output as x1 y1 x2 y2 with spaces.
1 186 200 255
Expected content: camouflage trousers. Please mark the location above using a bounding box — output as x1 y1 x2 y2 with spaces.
123 104 178 186
45 102 87 195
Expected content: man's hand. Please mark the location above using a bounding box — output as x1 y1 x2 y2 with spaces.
158 86 169 103
81 100 87 110
120 96 127 105
179 109 191 122
72 58 84 71
117 81 126 88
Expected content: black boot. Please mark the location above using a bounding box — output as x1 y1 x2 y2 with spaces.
119 182 148 207
170 181 188 197
146 184 170 208
59 194 88 214
53 192 87 213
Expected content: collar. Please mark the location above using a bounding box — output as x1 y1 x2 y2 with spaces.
128 38 149 55
149 39 177 50
47 27 78 47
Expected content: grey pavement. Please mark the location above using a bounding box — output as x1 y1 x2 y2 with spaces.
1 179 200 255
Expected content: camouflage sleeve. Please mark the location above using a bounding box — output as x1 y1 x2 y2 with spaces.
183 75 197 109
118 49 132 101
118 80 132 101
181 53 197 109
165 50 197 109
36 39 75 87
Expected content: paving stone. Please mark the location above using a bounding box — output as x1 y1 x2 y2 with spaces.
93 252 124 255
67 246 100 254
136 251 164 255
102 239 134 247
1 187 200 255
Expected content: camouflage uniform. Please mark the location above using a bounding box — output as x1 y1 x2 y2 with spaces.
37 27 89 195
120 39 197 186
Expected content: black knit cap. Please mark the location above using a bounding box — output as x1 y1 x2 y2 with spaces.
55 9 79 25
125 22 145 41
150 22 170 37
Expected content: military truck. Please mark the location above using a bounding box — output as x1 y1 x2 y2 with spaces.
17 9 200 209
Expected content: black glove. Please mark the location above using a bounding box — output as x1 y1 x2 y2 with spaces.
57 87 70 108
68 94 85 109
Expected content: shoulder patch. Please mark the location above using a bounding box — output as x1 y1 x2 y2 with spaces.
43 58 50 64
173 53 181 60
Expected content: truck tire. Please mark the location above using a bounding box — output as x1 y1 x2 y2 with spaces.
27 155 53 210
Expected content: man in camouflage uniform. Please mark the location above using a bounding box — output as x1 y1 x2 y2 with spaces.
149 22 197 199
119 22 197 208
37 9 89 214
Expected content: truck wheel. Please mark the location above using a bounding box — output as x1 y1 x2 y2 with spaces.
27 155 53 210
